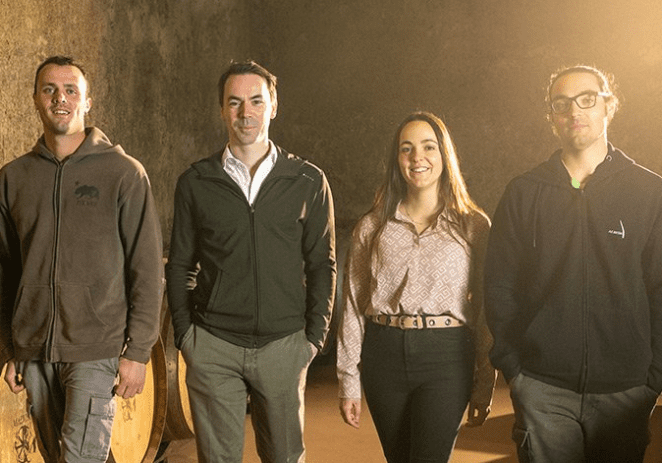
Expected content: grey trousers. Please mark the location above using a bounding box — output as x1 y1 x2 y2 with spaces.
510 373 658 463
180 325 316 463
22 358 118 463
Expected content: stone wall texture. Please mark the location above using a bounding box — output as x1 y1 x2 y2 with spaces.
3 0 662 243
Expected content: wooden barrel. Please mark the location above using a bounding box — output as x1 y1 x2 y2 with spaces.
107 336 168 463
645 406 662 461
160 307 195 441
0 362 44 463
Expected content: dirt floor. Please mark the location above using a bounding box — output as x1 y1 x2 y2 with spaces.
159 359 662 463
160 360 516 463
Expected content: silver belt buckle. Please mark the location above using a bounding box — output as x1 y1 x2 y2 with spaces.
405 315 422 329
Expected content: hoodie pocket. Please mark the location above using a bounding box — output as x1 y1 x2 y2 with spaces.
58 284 111 345
12 285 52 346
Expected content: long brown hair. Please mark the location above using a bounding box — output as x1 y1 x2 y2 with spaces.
367 111 485 260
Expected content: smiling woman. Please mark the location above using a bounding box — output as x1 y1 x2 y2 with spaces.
337 111 496 463
397 119 447 235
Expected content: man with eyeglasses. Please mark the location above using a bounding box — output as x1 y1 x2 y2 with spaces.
485 65 662 462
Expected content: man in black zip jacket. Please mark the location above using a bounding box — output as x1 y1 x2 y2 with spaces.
485 65 662 462
166 60 336 463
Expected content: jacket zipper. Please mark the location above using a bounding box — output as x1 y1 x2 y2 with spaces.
46 160 65 362
248 175 280 346
205 168 290 348
206 175 265 347
579 188 590 392
250 204 259 347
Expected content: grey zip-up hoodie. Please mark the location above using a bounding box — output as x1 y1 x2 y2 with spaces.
485 144 662 393
0 127 163 365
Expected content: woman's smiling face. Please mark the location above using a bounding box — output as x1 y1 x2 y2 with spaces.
398 120 444 194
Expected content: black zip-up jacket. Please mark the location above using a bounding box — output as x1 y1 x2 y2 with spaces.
165 146 336 351
485 144 662 393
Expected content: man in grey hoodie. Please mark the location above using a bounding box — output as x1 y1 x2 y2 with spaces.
0 56 163 463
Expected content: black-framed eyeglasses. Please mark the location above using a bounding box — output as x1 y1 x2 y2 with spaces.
550 91 610 114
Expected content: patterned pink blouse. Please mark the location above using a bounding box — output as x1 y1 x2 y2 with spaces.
337 206 496 404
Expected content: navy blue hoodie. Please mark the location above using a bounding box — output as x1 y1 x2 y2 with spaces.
485 144 662 393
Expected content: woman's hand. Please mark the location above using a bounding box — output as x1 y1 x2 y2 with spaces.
339 398 362 428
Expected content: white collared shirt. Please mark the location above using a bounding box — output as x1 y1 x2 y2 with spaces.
222 141 278 205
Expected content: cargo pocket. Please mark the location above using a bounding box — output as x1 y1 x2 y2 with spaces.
81 396 116 460
512 427 532 463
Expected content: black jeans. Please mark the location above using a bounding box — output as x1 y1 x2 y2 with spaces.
361 321 475 463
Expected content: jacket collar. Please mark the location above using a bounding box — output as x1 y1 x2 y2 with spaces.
525 142 634 187
32 127 120 163
192 144 303 180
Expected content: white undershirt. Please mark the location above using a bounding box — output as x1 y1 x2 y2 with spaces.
221 141 277 205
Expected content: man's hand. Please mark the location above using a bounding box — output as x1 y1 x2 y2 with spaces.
339 398 361 429
114 358 147 399
3 359 25 394
466 401 490 427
